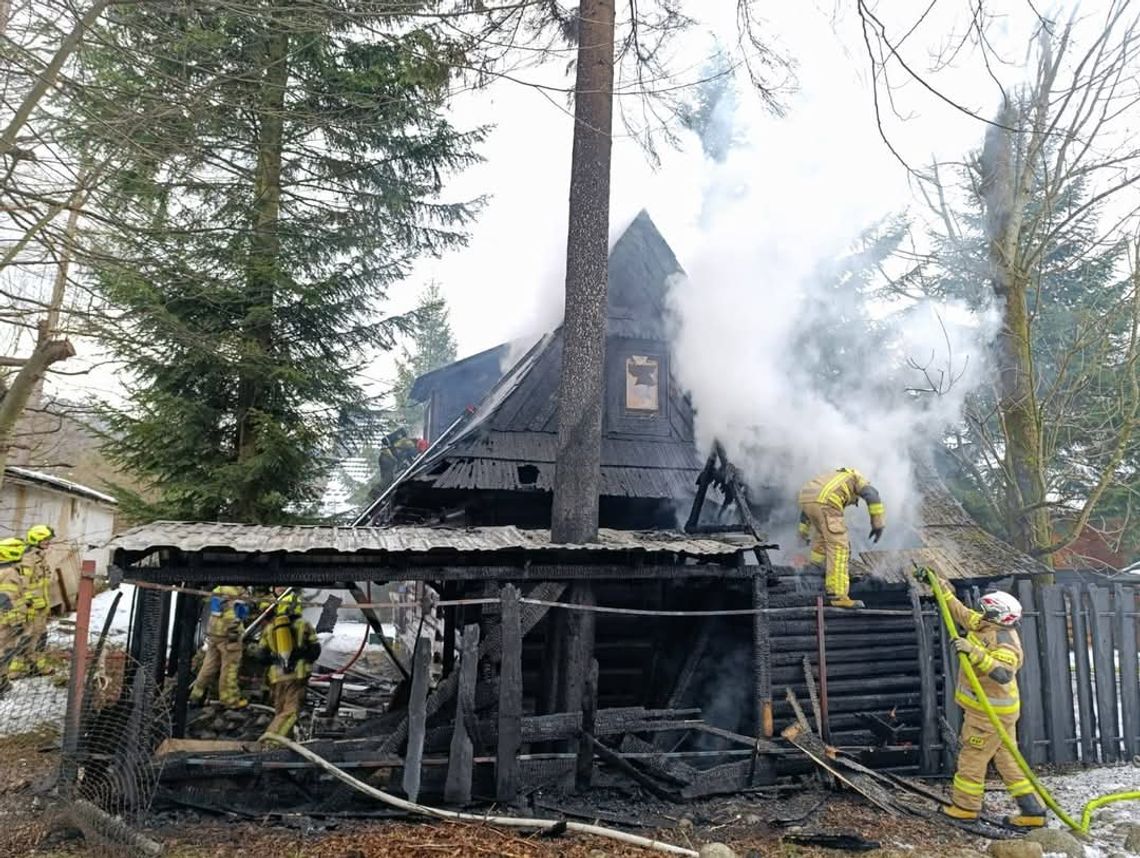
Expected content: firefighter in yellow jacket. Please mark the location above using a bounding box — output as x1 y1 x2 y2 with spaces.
189 585 250 709
256 591 319 740
918 567 1047 828
797 468 885 608
0 538 30 692
9 525 55 678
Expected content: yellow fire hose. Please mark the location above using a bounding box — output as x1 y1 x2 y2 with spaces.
927 572 1140 834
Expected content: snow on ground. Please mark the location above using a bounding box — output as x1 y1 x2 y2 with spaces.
0 676 68 738
1039 764 1140 857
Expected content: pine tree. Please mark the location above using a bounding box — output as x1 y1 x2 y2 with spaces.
391 282 459 424
73 3 481 522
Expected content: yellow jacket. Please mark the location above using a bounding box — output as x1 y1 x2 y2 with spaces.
798 468 885 528
940 579 1023 716
206 586 245 639
20 547 52 619
0 568 24 627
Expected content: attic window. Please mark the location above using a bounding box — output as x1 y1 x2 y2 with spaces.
625 355 660 413
517 464 539 485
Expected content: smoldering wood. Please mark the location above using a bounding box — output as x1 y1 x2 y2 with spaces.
802 656 824 736
1037 585 1076 764
316 594 341 634
496 584 522 802
1114 585 1140 760
575 659 598 791
581 733 679 802
1015 579 1047 765
402 635 432 802
753 564 774 738
680 759 765 798
561 582 596 760
780 723 902 816
785 688 810 732
618 734 697 785
1069 585 1096 762
323 675 345 718
684 452 718 532
1086 586 1119 764
444 623 480 804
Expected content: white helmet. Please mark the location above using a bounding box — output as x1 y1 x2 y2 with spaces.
979 590 1022 626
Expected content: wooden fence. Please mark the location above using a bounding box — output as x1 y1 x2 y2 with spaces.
930 579 1140 770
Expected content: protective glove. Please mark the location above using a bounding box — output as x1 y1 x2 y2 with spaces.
869 527 884 544
912 565 931 584
952 637 983 664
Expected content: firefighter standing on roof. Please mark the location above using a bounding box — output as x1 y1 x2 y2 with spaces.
256 591 319 740
797 468 885 609
190 585 249 708
916 566 1047 829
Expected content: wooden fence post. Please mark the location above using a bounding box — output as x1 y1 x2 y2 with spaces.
1015 580 1046 766
403 634 432 801
1087 586 1120 763
496 584 522 803
910 586 939 774
576 659 599 792
1115 584 1139 760
445 623 480 804
1038 585 1076 764
1069 585 1096 764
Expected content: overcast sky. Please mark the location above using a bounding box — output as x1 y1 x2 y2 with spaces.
379 0 1063 388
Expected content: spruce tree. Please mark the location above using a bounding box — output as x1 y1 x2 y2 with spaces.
74 3 481 522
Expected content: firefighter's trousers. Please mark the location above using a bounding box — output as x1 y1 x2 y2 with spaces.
0 624 31 684
190 635 243 706
6 617 49 678
265 678 306 738
951 709 1034 811
799 500 851 600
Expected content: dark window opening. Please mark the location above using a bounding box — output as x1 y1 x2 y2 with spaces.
517 464 540 485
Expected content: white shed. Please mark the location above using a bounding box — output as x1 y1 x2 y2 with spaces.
1 466 118 611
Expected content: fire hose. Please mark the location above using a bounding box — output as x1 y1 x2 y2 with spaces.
926 569 1140 834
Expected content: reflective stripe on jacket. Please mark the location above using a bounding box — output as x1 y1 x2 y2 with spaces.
798 468 885 529
943 581 1023 716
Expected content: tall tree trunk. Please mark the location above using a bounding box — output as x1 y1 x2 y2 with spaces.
234 27 288 522
980 112 1053 574
550 0 616 544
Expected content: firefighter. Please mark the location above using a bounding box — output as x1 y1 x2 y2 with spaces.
189 585 250 709
256 591 320 740
376 428 420 489
915 566 1047 829
0 538 30 692
797 468 885 608
9 524 55 678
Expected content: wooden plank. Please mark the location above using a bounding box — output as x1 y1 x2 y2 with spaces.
1038 585 1076 764
680 759 762 798
382 581 567 753
752 561 774 738
402 634 432 801
618 734 697 785
496 584 522 802
938 608 960 773
1069 585 1097 763
1087 586 1119 764
802 655 824 736
441 582 457 678
583 733 679 802
910 587 939 774
444 624 480 804
780 723 901 815
1016 580 1047 766
575 659 598 792
1115 585 1140 761
785 687 810 731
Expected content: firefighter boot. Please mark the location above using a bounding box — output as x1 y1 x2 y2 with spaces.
829 596 865 609
941 803 979 822
1004 794 1047 829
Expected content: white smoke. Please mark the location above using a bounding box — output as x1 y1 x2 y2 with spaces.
665 19 1000 560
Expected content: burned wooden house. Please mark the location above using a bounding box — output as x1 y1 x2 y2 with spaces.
67 211 1139 827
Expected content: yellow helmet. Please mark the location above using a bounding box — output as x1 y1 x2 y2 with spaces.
0 538 26 564
26 525 54 546
276 592 302 617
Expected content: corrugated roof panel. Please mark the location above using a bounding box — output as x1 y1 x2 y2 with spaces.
107 522 756 558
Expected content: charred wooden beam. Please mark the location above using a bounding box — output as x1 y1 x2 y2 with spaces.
684 451 719 532
402 635 432 802
381 581 567 754
582 733 679 802
619 734 697 785
575 659 599 792
680 759 765 798
910 587 939 774
345 582 410 681
444 624 479 804
781 723 901 815
496 584 522 802
753 559 773 738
